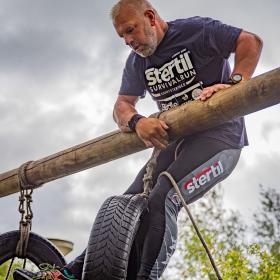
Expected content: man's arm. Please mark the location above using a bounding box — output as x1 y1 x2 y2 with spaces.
113 95 139 132
113 95 169 149
199 30 263 101
232 30 263 80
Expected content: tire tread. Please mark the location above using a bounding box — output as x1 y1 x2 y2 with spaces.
82 194 147 280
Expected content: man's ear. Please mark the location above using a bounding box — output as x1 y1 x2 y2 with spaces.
144 10 156 26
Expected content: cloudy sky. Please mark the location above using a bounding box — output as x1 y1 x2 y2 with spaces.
0 0 279 265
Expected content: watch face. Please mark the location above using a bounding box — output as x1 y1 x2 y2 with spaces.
192 88 203 100
232 74 243 83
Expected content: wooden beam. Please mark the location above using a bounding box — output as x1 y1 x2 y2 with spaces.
0 68 279 198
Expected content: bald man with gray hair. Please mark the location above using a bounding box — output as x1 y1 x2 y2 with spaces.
14 0 262 279
111 0 154 21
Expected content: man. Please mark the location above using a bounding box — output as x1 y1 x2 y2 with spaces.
14 0 262 279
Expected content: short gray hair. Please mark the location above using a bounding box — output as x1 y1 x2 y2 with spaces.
111 0 154 22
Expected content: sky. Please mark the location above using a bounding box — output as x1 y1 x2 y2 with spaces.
0 0 279 266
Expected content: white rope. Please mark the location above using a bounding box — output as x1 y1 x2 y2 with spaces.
160 171 223 280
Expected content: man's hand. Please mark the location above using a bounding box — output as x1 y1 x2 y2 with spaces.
135 117 169 149
198 84 231 101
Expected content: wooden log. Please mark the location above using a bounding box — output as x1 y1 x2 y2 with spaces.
0 68 279 198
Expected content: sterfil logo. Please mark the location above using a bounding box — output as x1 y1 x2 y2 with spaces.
145 49 194 86
183 161 224 194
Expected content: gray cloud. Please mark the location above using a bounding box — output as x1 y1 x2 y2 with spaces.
224 151 280 217
261 121 280 142
0 0 279 267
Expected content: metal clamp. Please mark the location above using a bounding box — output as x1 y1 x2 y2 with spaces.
16 161 35 259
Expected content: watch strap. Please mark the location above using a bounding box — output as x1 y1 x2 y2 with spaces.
128 114 145 131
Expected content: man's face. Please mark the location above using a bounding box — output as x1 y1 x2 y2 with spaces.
114 7 158 57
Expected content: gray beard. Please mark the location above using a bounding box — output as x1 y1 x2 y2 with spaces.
136 25 158 57
135 45 157 57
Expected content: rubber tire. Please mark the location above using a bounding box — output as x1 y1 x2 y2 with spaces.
82 194 148 280
0 230 66 267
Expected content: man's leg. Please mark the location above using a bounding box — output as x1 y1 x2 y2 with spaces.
65 250 86 279
124 140 182 279
136 137 241 279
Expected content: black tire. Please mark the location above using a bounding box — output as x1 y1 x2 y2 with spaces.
82 194 148 280
0 230 66 267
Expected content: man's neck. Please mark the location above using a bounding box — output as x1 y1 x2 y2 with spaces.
156 20 168 45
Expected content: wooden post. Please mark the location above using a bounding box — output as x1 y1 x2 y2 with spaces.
0 68 279 198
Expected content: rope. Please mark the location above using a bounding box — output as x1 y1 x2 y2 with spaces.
18 161 35 190
16 161 35 258
16 222 31 258
142 148 161 197
140 111 163 197
160 171 223 280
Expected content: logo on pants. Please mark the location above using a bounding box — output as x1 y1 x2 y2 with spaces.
183 161 224 194
171 193 182 207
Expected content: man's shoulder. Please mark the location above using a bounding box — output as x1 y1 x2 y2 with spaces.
124 51 145 71
169 16 213 28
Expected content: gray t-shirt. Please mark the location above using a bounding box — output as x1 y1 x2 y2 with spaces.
119 16 248 148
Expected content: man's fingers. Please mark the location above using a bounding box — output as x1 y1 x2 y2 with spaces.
150 138 168 150
157 126 169 140
135 118 169 149
212 84 231 91
160 120 169 130
218 84 231 89
199 88 212 100
199 83 231 101
199 93 209 101
143 135 168 149
143 140 153 148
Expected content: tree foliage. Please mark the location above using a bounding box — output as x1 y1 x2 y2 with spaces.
163 184 280 279
0 261 22 280
0 259 37 279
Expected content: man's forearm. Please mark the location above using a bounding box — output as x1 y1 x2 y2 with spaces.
113 99 138 131
232 31 263 80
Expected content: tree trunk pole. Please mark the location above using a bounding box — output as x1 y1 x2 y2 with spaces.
0 68 279 198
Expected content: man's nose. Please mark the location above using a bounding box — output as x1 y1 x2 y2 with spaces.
124 35 133 47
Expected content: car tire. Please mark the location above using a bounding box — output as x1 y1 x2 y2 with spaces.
0 230 66 267
82 194 148 280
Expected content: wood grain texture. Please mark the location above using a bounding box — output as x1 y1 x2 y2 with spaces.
0 68 279 198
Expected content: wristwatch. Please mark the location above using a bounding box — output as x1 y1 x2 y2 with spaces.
128 114 145 132
228 73 243 85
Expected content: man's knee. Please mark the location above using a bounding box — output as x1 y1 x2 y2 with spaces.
177 148 241 204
